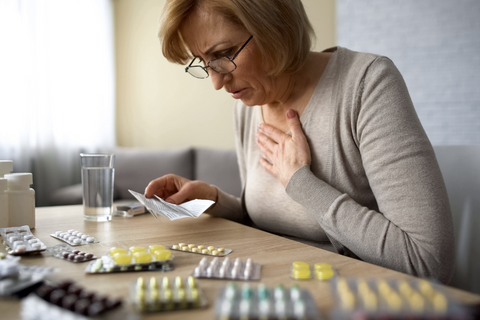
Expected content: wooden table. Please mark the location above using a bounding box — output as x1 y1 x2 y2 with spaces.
2 204 480 319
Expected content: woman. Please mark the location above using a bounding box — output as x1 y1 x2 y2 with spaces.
145 0 455 283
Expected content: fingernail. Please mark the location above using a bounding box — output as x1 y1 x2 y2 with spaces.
287 109 295 119
166 198 175 204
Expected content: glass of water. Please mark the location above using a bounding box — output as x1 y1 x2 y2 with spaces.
80 153 115 222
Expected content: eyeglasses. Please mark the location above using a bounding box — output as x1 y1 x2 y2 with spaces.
185 35 253 79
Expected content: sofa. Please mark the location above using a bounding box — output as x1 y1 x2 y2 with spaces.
49 147 242 206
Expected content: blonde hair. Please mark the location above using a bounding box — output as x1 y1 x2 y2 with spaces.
158 0 315 76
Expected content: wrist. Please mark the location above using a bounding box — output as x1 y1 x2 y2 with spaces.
207 185 218 202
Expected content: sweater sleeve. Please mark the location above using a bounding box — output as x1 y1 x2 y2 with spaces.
207 101 248 223
286 57 455 283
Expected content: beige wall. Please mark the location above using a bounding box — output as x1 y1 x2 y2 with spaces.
114 0 336 150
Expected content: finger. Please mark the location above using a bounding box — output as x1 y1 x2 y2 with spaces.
165 182 195 205
257 131 276 158
259 122 286 144
144 177 168 198
286 109 304 138
259 157 276 176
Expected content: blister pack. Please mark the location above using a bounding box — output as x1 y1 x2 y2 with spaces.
50 229 99 246
290 261 336 280
21 279 125 320
0 254 20 279
193 257 262 281
46 243 97 263
330 277 470 320
1 225 47 255
130 276 208 313
0 258 56 298
85 245 174 274
214 282 321 320
170 242 232 256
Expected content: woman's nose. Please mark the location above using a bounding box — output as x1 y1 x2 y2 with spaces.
210 71 232 91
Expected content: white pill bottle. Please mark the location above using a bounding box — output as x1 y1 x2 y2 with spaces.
0 160 13 228
5 173 35 229
0 179 8 228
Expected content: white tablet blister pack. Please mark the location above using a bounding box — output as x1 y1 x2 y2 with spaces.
192 257 262 281
0 225 47 255
50 229 99 246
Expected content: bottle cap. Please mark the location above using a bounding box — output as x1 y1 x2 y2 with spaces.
4 173 33 190
0 161 13 177
0 178 7 192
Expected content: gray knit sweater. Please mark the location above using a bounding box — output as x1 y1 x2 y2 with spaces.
208 47 455 284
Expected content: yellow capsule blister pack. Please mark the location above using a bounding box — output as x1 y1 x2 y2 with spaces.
131 276 208 313
290 261 336 281
85 245 174 274
330 277 469 319
169 242 232 256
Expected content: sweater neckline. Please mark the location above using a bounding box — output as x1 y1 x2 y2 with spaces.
257 46 340 133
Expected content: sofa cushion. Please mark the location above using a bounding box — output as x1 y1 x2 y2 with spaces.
194 148 241 197
113 147 194 200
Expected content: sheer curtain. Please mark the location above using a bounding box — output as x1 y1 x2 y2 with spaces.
0 0 115 206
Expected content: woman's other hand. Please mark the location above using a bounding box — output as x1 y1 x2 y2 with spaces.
144 174 218 204
257 109 311 186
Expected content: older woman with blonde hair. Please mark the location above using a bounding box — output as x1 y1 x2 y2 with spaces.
146 0 455 284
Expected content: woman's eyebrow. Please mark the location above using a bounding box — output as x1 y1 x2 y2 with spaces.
204 41 229 56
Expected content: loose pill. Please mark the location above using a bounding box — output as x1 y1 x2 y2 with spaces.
149 245 165 252
154 250 171 261
293 268 311 280
134 252 152 264
113 253 132 265
110 247 127 256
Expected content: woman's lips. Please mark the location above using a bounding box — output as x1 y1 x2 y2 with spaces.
230 88 247 99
